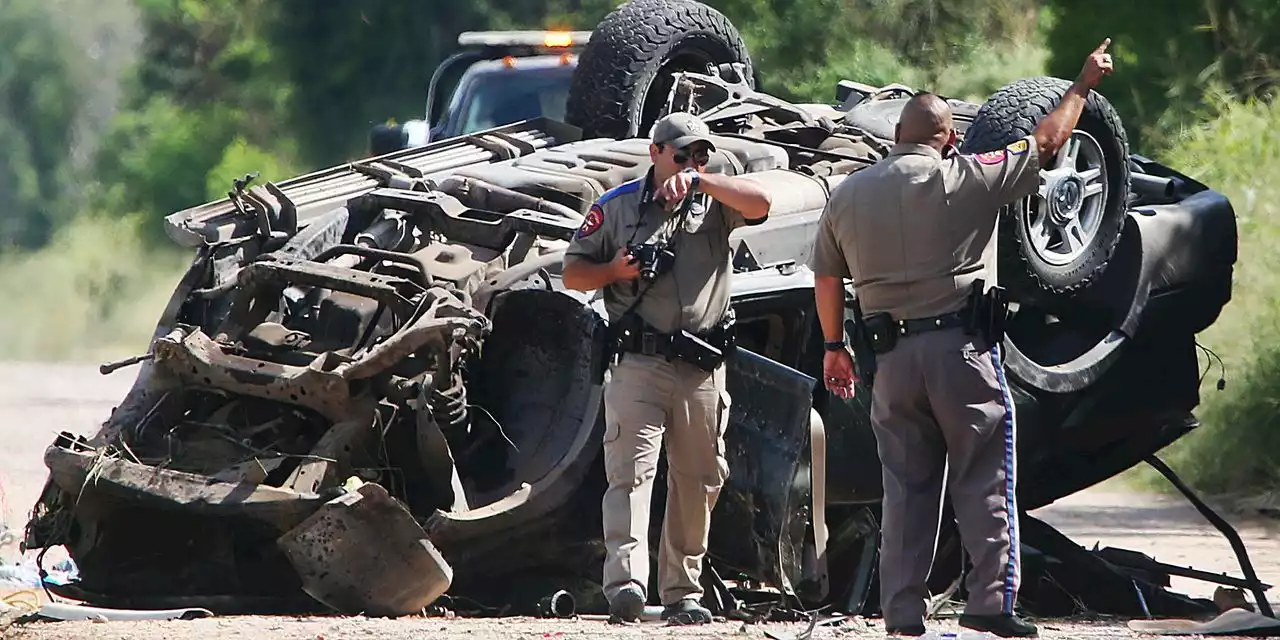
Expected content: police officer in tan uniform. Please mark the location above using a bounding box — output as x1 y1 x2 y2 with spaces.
807 41 1116 638
562 112 772 624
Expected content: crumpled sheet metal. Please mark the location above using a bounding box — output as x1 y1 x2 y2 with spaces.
44 443 322 531
147 288 489 423
277 481 453 617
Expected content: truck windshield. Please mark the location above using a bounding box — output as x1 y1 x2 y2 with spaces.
438 62 576 139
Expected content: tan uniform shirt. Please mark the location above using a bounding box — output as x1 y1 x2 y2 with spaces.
808 135 1040 320
564 169 762 335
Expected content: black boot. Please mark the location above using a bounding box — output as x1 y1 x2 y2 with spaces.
608 584 645 623
959 613 1039 637
661 598 713 625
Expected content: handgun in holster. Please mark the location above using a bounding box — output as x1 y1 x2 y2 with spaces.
671 329 724 372
845 297 882 388
668 314 737 373
964 279 1011 346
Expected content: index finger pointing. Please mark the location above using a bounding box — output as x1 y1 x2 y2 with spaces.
1094 37 1112 54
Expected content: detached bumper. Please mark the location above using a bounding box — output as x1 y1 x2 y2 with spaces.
45 436 323 532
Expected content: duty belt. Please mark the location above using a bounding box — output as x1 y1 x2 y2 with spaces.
613 320 736 372
894 310 968 336
624 327 676 357
853 281 1008 363
863 309 968 355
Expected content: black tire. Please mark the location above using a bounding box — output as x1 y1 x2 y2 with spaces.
960 76 1131 303
565 0 754 140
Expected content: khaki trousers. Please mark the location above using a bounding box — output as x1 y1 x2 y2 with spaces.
600 352 731 606
870 327 1021 628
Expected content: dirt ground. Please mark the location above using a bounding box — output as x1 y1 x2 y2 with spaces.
0 613 1171 640
2 362 1280 639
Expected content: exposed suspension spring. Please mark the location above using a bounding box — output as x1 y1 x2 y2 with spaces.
429 371 470 433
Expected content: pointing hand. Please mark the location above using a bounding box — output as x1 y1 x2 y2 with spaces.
1079 37 1114 88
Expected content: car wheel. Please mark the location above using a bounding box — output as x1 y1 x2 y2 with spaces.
960 76 1132 307
565 0 754 140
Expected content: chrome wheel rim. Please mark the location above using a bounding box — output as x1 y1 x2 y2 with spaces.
1022 129 1109 266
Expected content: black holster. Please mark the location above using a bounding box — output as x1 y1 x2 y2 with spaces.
963 279 1010 346
845 297 881 388
670 326 735 372
613 314 737 373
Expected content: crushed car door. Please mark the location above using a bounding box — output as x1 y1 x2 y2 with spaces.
821 289 886 506
706 346 820 600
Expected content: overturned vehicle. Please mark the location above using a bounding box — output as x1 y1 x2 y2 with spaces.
23 0 1262 623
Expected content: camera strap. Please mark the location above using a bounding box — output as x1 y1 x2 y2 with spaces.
617 190 698 321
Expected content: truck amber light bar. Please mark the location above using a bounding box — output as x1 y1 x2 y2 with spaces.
543 32 574 47
457 30 593 49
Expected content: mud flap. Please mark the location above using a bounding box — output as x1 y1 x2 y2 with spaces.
709 347 817 596
801 408 829 600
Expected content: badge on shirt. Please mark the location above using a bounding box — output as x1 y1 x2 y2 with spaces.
577 204 604 238
682 195 711 234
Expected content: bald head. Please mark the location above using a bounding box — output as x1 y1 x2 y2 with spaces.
895 92 955 148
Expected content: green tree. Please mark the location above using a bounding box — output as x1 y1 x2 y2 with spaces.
703 0 1040 99
91 0 299 240
0 0 87 250
268 0 515 166
1044 0 1280 150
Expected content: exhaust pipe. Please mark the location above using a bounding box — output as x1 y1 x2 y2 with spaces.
1130 172 1178 202
536 590 576 618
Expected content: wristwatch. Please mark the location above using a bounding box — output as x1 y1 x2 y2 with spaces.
824 339 846 352
682 167 701 190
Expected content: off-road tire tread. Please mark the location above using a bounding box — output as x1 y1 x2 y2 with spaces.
960 76 1131 299
565 0 754 140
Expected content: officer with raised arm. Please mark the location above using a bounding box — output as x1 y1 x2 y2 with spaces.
561 112 772 625
807 40 1116 637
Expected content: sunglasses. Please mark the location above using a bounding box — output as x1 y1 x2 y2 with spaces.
673 147 710 166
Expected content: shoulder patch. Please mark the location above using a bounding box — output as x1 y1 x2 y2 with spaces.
974 138 1029 165
975 149 1006 165
576 204 605 239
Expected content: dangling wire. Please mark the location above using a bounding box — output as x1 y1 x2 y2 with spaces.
1195 341 1227 391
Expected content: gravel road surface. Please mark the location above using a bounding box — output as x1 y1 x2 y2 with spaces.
2 362 1278 639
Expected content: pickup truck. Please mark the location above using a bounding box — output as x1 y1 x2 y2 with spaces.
367 30 590 155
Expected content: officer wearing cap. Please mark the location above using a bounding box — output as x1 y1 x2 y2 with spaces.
806 41 1115 638
562 112 772 624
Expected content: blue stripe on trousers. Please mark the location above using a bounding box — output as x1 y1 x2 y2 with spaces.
990 343 1019 616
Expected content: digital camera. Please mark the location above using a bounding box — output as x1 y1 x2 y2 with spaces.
626 241 676 283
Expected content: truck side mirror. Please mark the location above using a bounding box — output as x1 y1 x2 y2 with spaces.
369 121 408 157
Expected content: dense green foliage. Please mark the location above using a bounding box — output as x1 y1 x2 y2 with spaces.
0 0 1278 498
1134 94 1280 497
1044 0 1280 150
89 0 303 243
0 0 87 250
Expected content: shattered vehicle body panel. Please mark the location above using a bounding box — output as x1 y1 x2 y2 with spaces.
22 0 1259 622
